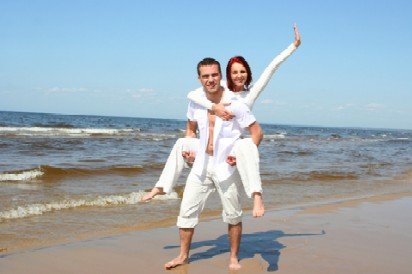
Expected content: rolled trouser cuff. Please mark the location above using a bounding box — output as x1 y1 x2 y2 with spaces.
222 211 242 225
177 216 199 228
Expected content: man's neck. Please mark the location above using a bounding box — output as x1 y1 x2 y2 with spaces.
205 86 224 104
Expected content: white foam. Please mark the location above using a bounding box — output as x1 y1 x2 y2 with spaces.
0 169 44 181
0 191 179 221
265 133 286 140
137 133 177 141
0 126 138 137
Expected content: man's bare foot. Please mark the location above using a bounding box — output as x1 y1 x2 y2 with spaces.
229 257 241 270
141 187 164 202
252 192 265 217
164 256 188 270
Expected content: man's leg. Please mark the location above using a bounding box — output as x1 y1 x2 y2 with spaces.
166 170 214 270
165 228 194 269
233 138 265 217
214 172 243 270
228 222 242 270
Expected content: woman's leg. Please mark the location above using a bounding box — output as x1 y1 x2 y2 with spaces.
233 138 265 217
141 137 199 201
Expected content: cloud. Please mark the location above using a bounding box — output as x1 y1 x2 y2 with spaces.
126 87 157 101
336 103 355 111
38 87 94 94
139 88 156 93
364 103 385 111
260 99 286 106
261 99 273 105
336 102 386 112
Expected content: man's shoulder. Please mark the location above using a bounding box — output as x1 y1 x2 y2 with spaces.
187 87 204 98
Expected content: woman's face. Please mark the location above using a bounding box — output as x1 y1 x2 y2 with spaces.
230 62 248 91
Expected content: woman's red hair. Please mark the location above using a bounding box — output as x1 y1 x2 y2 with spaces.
226 56 252 92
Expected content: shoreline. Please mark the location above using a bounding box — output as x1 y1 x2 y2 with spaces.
1 191 411 273
1 184 411 255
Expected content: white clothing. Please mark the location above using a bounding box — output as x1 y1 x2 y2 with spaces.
154 43 297 196
187 90 256 182
233 138 262 195
154 137 199 194
187 43 297 110
154 137 261 197
176 91 255 228
177 155 243 228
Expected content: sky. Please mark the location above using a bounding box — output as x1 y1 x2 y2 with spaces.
1 0 411 130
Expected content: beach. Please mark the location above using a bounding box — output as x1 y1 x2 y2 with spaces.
1 192 411 273
1 111 412 272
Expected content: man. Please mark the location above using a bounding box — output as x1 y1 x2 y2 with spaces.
165 58 263 270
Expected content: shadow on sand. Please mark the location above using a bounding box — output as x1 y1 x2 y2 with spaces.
165 229 325 271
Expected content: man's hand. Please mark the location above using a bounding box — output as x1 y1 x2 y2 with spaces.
212 103 234 121
226 155 237 166
182 150 196 165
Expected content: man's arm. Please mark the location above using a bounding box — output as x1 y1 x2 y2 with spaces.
226 121 263 167
187 88 233 120
229 100 263 146
185 119 197 138
182 120 198 164
248 121 263 147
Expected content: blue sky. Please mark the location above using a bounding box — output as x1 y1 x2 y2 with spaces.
1 0 411 129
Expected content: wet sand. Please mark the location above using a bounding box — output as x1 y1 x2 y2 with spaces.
1 192 411 274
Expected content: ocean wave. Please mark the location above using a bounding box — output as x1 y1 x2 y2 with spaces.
0 126 182 141
264 133 286 140
0 191 179 221
285 171 360 182
135 132 180 141
0 126 140 137
384 138 411 144
33 122 75 128
0 169 44 181
0 165 146 182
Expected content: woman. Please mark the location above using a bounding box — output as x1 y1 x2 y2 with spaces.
142 24 301 217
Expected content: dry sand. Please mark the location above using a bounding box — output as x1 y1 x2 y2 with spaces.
1 193 411 274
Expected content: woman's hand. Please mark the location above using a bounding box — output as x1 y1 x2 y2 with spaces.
212 103 234 121
226 155 237 166
182 150 196 166
294 23 301 47
141 187 164 202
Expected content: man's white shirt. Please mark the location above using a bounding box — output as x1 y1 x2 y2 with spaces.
186 90 256 181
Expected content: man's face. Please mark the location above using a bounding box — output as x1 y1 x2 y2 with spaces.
198 64 222 94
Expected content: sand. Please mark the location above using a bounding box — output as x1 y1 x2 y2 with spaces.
1 192 411 274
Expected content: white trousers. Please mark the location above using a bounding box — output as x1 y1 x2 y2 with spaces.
177 155 242 228
154 138 262 198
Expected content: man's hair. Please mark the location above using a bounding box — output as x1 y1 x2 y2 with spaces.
197 57 222 76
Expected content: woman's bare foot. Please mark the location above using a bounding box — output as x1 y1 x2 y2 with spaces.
229 257 241 270
252 193 265 217
164 256 188 270
141 187 164 202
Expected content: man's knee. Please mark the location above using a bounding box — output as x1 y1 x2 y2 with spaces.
177 216 199 228
222 211 242 225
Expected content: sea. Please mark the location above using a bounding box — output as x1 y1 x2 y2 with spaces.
1 110 411 253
